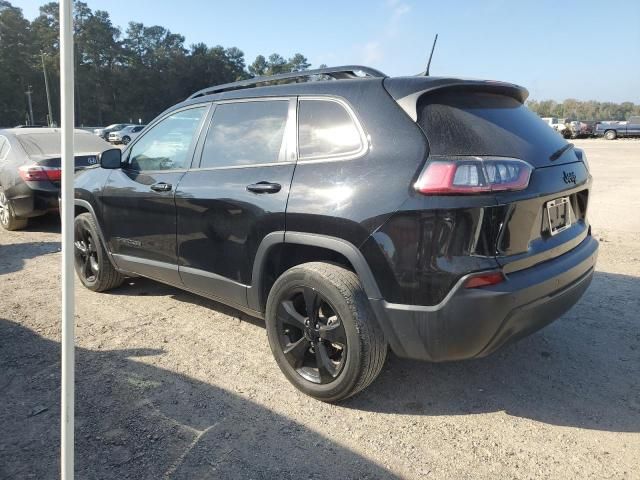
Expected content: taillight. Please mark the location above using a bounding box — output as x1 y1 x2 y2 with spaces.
415 157 533 195
18 165 62 182
464 272 505 288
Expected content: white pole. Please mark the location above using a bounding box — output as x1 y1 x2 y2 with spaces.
60 0 75 478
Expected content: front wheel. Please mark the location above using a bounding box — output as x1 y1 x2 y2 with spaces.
604 130 617 140
122 136 131 145
74 213 124 291
265 262 387 402
0 187 28 231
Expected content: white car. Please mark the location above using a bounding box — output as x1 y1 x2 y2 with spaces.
540 117 567 134
93 123 132 140
108 125 146 145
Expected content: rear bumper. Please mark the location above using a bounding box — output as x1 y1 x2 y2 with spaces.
7 182 59 218
369 235 598 362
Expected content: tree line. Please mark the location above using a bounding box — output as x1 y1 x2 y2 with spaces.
1 1 638 128
0 1 315 127
526 99 640 122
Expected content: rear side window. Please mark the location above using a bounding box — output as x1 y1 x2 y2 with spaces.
298 99 364 159
418 91 567 161
200 101 289 169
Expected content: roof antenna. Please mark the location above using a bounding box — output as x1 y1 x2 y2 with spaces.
425 34 438 76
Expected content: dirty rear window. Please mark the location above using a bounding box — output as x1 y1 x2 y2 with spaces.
418 92 566 162
17 132 108 157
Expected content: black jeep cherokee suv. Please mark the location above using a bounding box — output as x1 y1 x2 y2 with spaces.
73 66 598 401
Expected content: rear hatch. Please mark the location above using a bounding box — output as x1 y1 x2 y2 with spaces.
409 85 591 273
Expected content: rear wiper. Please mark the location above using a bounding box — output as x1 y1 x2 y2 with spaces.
549 143 574 161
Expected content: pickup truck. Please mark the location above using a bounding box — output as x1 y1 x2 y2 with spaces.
595 117 640 140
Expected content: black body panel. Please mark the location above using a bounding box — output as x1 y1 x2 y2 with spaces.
285 80 428 247
361 200 503 305
102 169 186 284
176 164 295 306
371 235 598 362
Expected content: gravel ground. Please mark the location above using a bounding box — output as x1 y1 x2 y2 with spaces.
1 139 639 479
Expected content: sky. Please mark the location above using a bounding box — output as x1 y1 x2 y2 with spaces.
17 0 640 102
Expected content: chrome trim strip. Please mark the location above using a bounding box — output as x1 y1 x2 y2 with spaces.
187 161 293 172
112 254 178 272
179 265 248 288
380 270 504 313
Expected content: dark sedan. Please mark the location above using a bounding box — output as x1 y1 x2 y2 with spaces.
0 128 110 230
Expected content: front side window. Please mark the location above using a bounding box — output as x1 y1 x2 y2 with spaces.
200 100 289 169
128 106 207 171
298 99 364 159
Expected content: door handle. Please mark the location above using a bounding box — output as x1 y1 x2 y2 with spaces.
150 182 172 192
246 182 281 194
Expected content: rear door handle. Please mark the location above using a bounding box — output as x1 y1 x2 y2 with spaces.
150 182 172 192
246 182 281 194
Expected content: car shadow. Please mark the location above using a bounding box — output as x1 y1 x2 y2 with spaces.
0 318 397 479
0 241 60 275
103 271 640 434
344 271 640 433
107 277 264 327
22 213 61 234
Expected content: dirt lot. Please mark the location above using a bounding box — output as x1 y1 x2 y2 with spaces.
1 139 639 479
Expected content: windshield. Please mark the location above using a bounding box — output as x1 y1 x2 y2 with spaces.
17 132 109 157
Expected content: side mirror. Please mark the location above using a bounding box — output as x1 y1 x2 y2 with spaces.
99 148 122 169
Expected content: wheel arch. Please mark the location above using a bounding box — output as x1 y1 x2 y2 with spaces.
248 231 383 312
74 199 120 270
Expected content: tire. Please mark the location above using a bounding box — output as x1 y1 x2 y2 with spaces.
605 130 617 140
265 262 387 402
0 187 28 231
122 136 131 145
74 213 124 292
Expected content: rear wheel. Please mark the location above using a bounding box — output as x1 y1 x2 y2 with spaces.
0 187 28 231
604 130 617 140
74 213 124 291
265 262 387 402
122 136 131 145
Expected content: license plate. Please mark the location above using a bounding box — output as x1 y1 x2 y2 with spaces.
546 196 572 236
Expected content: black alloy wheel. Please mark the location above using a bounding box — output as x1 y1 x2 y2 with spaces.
74 220 100 284
73 213 124 291
266 262 387 402
275 286 348 384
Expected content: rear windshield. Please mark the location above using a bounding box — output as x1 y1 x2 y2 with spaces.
418 92 567 162
17 132 108 157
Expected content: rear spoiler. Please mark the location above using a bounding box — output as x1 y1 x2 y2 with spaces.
383 76 529 122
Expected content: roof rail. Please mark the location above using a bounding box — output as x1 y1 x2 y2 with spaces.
187 65 386 99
